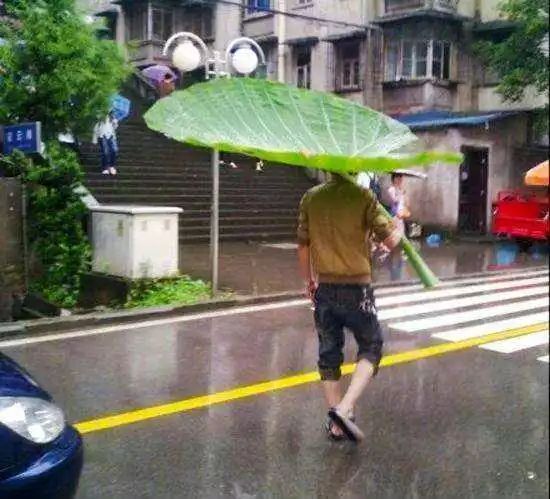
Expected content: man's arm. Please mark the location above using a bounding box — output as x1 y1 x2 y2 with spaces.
298 244 316 298
297 192 316 299
365 190 402 251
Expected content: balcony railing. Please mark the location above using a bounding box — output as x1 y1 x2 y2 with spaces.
385 0 458 14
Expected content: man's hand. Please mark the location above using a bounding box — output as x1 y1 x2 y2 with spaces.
305 279 318 302
383 229 402 251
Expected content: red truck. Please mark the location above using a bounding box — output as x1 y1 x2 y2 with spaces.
492 190 549 246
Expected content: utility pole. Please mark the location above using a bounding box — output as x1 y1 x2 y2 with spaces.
276 0 286 83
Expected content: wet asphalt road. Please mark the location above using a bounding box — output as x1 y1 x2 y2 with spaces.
1 265 548 498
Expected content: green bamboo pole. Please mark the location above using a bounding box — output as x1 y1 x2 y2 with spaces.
343 173 439 288
378 204 439 288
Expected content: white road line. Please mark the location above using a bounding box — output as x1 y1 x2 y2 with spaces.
538 355 549 363
378 286 548 321
376 276 548 307
391 297 549 332
432 313 550 342
0 299 309 348
479 330 549 353
375 269 548 296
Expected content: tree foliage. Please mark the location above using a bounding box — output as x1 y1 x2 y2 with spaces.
0 0 130 307
0 0 130 140
476 0 549 103
1 145 90 307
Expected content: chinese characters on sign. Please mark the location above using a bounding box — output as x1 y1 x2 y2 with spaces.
2 122 42 155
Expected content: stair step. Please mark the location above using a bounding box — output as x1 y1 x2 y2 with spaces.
180 231 295 242
82 113 314 242
180 216 297 227
86 186 306 196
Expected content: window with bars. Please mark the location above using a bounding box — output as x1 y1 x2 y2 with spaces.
181 8 214 40
385 0 424 13
432 41 451 80
339 42 361 90
152 8 174 42
385 39 452 81
247 0 271 15
128 6 147 41
296 47 311 89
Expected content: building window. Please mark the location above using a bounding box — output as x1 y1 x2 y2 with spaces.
385 0 424 13
339 42 361 90
247 0 270 15
295 0 313 6
152 8 174 42
385 40 399 81
432 41 451 80
296 47 311 89
128 6 147 41
384 0 458 12
180 8 214 40
385 39 452 81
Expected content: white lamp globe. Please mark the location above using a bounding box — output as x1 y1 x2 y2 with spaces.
232 45 259 75
172 40 201 72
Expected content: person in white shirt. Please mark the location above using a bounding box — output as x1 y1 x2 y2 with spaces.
92 112 119 175
356 172 390 263
383 173 410 235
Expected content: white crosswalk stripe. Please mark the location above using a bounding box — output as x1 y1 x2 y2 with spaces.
376 276 548 307
432 313 550 342
480 330 549 353
389 297 548 332
373 268 549 365
374 268 548 297
379 286 547 321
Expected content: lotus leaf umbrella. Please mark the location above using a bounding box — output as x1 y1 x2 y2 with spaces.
145 78 464 287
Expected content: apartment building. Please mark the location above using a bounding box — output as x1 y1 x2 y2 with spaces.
80 0 241 62
82 0 547 234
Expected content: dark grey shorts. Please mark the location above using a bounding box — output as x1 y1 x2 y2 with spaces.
314 283 383 381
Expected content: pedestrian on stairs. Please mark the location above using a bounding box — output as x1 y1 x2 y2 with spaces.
159 72 176 98
93 112 119 175
297 172 401 442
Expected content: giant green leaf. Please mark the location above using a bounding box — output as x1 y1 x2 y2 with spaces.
144 77 463 173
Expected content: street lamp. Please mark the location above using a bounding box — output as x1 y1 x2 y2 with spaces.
162 33 266 296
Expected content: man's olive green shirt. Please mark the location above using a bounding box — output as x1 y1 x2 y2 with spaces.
297 176 395 284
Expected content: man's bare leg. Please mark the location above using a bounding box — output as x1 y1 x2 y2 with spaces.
323 379 343 436
335 359 375 417
322 380 342 409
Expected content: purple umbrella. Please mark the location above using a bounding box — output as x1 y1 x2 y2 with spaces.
141 65 178 84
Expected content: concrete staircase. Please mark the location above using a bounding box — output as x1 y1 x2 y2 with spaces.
80 118 314 243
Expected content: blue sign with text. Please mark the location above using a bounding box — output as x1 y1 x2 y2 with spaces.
3 122 42 155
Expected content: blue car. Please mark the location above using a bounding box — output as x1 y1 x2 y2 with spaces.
0 352 83 499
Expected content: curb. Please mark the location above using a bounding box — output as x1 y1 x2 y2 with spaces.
0 291 303 339
1 265 546 340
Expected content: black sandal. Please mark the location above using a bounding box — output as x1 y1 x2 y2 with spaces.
328 408 365 442
324 418 345 441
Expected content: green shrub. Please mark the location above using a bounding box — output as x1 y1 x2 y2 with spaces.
125 276 213 309
2 145 90 307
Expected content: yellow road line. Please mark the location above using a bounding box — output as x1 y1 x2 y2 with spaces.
75 323 547 435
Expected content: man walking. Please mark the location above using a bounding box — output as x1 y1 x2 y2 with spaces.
297 173 401 442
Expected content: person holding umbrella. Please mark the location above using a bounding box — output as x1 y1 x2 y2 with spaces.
297 173 401 442
159 72 176 98
384 172 410 235
93 111 119 175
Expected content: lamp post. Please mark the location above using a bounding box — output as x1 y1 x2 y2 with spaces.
162 33 266 296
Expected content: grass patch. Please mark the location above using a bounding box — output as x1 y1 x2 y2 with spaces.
125 276 213 309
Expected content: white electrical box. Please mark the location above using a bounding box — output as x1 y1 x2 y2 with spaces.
90 205 183 279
